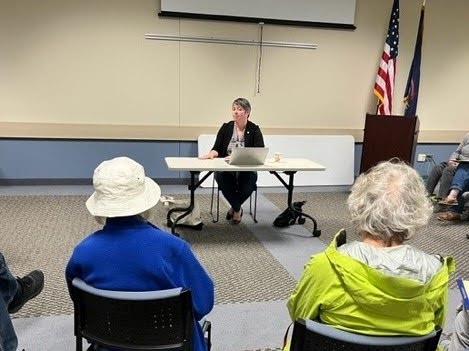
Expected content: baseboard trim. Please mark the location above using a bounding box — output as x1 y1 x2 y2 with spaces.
0 178 190 186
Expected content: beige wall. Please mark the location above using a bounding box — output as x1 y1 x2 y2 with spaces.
0 0 468 142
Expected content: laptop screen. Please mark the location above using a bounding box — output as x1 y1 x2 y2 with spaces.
229 147 269 165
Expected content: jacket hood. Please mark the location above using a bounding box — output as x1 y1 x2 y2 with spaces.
325 230 454 320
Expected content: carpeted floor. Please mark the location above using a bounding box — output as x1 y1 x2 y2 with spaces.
264 192 468 288
3 189 465 351
1 194 296 319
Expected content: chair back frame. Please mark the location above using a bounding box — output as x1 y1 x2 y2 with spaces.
290 319 442 351
71 278 194 351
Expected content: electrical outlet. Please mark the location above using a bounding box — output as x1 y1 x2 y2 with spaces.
417 154 427 162
425 154 434 161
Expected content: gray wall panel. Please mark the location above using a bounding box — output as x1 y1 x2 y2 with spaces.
0 139 181 179
0 139 460 182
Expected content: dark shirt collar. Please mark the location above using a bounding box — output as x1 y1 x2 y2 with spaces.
104 215 147 229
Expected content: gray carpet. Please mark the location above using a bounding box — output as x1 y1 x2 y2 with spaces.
264 192 467 288
1 194 296 319
3 190 464 351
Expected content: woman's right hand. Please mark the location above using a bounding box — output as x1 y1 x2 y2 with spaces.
199 150 218 160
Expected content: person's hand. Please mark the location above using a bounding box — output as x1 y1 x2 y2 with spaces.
448 159 459 167
199 151 217 160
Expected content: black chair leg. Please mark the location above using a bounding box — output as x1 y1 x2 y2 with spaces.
216 188 220 223
215 176 257 224
210 177 219 223
76 336 83 351
249 188 258 223
202 320 212 351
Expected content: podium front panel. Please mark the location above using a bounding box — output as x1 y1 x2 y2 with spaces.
360 114 419 173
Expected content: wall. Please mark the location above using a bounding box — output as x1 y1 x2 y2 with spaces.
1 0 468 142
0 139 196 182
0 138 458 184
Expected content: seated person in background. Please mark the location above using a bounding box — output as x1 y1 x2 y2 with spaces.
441 305 469 351
200 97 264 225
66 156 214 351
437 162 469 222
0 252 44 351
438 132 469 204
287 161 454 346
428 132 469 204
426 161 457 202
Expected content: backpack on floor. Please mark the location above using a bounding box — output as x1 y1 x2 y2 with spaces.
273 201 306 228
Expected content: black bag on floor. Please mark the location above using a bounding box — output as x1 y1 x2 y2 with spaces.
273 201 306 228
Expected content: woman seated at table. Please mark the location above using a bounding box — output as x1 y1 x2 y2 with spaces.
200 97 264 225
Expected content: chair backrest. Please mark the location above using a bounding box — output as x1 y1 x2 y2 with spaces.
290 319 442 351
71 278 194 351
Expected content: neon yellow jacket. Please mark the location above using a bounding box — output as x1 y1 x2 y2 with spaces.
287 230 455 337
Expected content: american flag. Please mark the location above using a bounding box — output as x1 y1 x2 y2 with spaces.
374 0 399 115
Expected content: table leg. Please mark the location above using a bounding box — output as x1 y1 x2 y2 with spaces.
167 171 213 236
270 171 321 237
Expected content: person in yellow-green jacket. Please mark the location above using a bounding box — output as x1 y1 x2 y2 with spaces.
287 160 455 348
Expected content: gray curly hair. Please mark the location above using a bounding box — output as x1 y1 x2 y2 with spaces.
347 160 432 242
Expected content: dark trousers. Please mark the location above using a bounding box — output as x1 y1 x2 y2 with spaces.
426 162 456 198
449 163 469 214
215 171 257 212
0 252 20 351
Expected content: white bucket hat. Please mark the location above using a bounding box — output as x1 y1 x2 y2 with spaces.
86 157 161 217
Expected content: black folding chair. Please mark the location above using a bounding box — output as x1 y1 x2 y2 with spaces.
71 278 211 351
210 174 258 223
290 319 441 351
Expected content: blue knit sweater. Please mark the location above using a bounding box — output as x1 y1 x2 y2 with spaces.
66 216 214 351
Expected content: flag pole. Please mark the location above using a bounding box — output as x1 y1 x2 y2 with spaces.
372 0 399 116
403 0 425 116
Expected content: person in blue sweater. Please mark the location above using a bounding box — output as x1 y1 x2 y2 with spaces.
65 156 214 351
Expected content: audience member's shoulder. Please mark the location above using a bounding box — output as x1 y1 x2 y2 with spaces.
337 240 369 258
72 228 105 252
146 222 188 246
402 244 443 267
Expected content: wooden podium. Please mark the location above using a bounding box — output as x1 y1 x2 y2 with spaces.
360 113 419 173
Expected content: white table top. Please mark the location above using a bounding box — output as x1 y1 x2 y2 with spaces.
165 157 326 172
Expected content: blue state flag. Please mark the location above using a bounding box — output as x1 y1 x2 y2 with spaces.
404 3 425 116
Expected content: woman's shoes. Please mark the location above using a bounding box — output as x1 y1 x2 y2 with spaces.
231 208 243 225
438 197 458 206
437 211 461 222
226 209 234 220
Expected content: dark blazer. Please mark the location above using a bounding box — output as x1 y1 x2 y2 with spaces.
212 120 265 158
